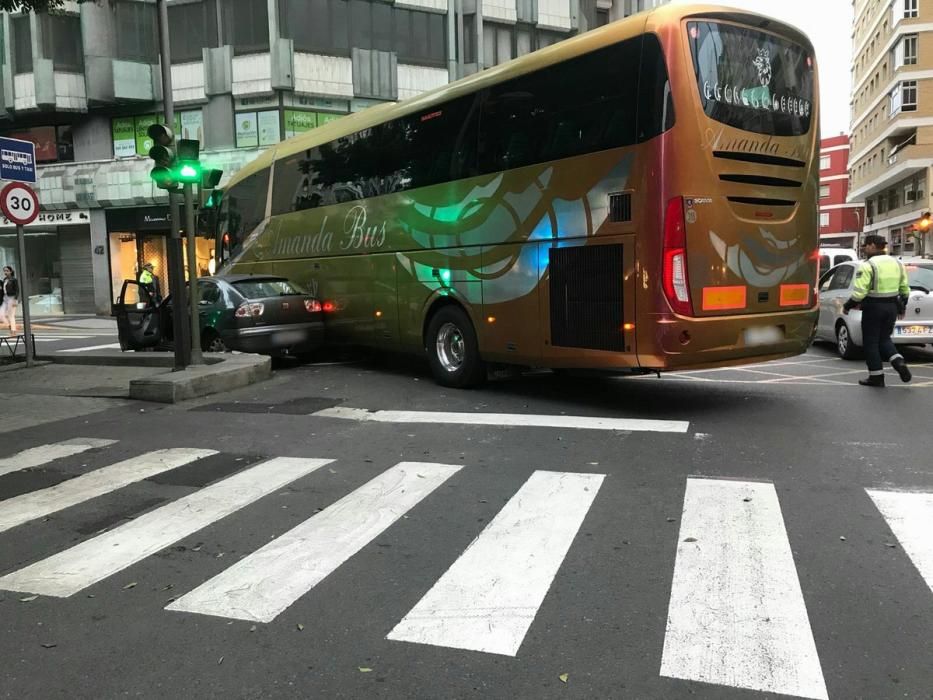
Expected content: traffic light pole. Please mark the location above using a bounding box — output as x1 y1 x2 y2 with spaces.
184 183 204 364
156 0 190 369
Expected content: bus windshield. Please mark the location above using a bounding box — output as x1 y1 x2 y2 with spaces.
688 20 814 136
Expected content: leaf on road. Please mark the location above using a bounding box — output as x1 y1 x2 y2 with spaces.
559 673 569 683
358 667 373 673
41 643 57 649
218 656 224 665
839 536 847 541
249 625 257 633
743 497 752 502
123 582 137 590
296 623 304 631
885 542 897 548
683 537 698 543
19 595 38 602
666 517 676 522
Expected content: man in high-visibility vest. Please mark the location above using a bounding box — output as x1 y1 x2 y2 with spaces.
137 262 160 305
843 234 912 387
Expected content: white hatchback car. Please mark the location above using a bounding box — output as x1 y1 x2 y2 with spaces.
815 257 933 359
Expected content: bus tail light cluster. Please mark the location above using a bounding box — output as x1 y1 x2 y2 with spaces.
304 299 322 313
235 302 264 318
662 197 693 316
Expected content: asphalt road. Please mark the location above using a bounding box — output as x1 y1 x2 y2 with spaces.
1 345 932 700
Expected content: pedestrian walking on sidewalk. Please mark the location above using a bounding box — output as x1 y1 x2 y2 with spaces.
842 235 912 387
1 266 19 334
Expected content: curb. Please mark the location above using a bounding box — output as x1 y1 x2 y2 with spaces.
128 354 272 403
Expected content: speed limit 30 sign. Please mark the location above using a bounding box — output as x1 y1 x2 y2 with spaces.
0 181 39 226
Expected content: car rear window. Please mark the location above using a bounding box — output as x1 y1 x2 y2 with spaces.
232 279 306 299
906 264 933 290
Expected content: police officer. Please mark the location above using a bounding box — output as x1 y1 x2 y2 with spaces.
843 234 912 387
137 262 160 304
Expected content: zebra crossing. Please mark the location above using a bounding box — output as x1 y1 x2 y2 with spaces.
1 438 932 699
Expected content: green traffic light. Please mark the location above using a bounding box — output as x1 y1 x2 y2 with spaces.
179 163 199 180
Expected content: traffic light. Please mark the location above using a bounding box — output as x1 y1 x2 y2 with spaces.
147 123 178 191
175 139 201 184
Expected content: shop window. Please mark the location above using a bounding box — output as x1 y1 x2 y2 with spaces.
40 13 83 72
13 15 33 74
222 0 270 55
168 0 218 63
115 0 158 63
235 110 280 148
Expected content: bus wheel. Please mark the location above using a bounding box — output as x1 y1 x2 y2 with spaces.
426 306 486 388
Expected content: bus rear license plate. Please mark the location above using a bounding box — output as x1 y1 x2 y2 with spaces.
896 325 932 336
744 326 783 346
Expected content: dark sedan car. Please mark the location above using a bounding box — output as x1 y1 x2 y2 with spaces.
114 274 325 357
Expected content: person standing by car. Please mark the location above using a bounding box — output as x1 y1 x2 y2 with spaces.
843 235 912 387
0 266 19 334
137 262 161 304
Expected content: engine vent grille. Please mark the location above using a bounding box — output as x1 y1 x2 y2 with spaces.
608 192 632 222
549 244 624 352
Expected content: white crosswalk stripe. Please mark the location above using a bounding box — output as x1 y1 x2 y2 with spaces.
0 438 117 477
60 342 121 352
0 448 216 534
660 478 828 700
0 457 332 597
387 470 604 656
867 489 933 595
3 436 933 697
167 461 462 623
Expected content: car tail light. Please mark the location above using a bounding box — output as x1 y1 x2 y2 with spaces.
304 299 322 313
322 300 336 313
662 197 693 316
235 302 264 318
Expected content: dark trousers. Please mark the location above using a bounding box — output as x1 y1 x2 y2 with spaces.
861 298 899 373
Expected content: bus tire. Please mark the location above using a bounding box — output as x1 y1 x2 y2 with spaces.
425 306 486 388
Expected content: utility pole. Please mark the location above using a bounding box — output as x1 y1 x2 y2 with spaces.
156 0 190 369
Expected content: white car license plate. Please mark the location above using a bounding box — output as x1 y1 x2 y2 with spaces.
895 325 932 336
744 325 784 346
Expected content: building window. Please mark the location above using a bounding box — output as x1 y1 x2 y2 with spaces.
898 34 918 67
905 181 917 203
484 23 514 66
820 155 831 170
115 0 159 63
279 0 348 55
890 80 918 115
40 13 84 72
866 199 875 218
0 125 74 163
235 109 280 148
904 0 918 18
820 212 830 227
12 15 33 74
888 188 900 211
820 184 830 199
222 0 270 55
168 0 218 63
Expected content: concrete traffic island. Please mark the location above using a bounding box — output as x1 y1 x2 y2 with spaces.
128 353 272 403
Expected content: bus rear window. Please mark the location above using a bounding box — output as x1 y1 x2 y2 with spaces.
688 21 814 136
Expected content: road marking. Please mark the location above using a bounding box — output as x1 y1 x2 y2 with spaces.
867 489 933 594
167 461 462 623
660 478 828 700
0 438 117 477
60 343 121 353
0 448 216 534
0 457 332 597
387 470 604 656
313 407 689 434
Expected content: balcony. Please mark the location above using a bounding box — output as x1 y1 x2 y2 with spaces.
849 143 933 202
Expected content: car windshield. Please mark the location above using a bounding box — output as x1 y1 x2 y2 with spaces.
906 264 933 290
232 279 306 299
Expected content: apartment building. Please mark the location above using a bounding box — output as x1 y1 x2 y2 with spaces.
0 0 668 317
819 135 864 248
848 0 930 257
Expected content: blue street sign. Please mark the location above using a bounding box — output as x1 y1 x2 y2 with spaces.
0 136 37 184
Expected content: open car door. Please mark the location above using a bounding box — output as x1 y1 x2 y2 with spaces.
113 280 162 351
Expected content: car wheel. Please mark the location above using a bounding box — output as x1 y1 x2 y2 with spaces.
425 306 486 388
835 322 860 360
203 331 228 353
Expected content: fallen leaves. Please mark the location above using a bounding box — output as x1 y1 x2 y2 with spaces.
296 623 304 631
19 595 38 603
122 582 137 590
559 673 569 683
358 667 373 673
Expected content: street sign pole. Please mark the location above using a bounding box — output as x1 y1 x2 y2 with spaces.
183 182 203 364
15 223 33 367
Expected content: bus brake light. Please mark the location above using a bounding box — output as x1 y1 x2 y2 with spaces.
662 197 693 316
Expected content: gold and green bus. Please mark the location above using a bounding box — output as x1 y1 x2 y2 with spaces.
214 3 820 387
